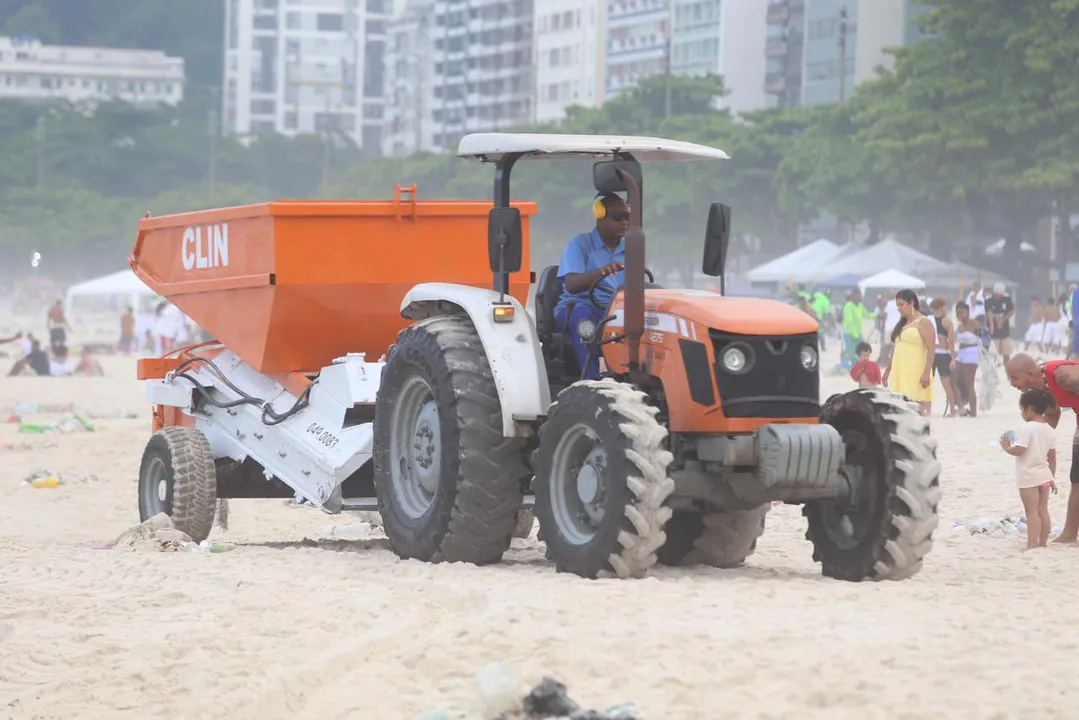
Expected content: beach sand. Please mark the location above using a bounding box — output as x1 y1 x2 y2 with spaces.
2 330 1079 719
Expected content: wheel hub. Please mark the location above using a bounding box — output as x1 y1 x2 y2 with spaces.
411 401 441 494
548 426 609 544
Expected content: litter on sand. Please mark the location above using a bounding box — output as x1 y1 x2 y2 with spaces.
109 513 236 553
17 413 95 434
21 467 109 488
414 662 645 720
952 515 1064 536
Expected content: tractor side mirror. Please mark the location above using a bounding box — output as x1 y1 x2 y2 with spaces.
488 206 523 274
702 202 731 278
593 159 643 194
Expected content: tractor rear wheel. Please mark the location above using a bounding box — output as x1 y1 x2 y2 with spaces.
373 315 527 566
533 379 675 579
805 388 941 581
137 427 218 543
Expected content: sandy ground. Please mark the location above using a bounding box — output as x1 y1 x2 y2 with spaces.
2 323 1079 720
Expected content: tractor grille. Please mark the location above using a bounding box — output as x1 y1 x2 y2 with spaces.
710 330 820 419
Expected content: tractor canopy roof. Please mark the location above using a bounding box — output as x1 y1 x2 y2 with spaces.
456 132 729 164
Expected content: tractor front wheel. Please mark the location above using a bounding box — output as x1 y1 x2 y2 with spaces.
805 388 941 581
533 379 674 579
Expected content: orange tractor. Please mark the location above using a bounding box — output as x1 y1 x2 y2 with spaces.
131 132 941 581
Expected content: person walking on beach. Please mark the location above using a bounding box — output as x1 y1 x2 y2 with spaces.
46 298 70 352
841 289 873 368
1000 388 1058 549
953 301 981 416
883 289 935 416
1005 353 1079 544
985 283 1015 364
930 298 959 417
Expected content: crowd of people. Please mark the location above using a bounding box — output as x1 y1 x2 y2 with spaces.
0 297 201 377
787 280 1079 551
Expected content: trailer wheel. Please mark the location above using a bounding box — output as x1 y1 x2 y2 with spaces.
805 388 941 581
137 427 218 543
533 379 675 579
374 315 527 565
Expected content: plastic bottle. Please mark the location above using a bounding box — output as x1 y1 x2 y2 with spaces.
31 476 59 489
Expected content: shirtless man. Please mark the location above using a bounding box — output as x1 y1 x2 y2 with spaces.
1006 353 1079 543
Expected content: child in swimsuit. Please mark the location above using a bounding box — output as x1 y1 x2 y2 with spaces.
1000 388 1058 549
850 341 882 388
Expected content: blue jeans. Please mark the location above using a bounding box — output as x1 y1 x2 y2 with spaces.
553 302 605 380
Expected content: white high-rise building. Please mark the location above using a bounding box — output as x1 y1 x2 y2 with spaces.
670 0 768 115
383 0 438 155
605 0 670 100
533 0 607 124
0 36 184 106
428 0 534 152
223 0 391 153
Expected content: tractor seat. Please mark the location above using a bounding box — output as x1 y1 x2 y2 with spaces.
535 265 563 342
535 265 664 341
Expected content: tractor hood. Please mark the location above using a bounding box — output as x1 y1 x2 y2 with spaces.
643 289 820 335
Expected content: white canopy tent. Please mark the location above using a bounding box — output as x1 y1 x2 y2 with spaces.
745 239 848 283
824 239 946 278
859 269 925 294
65 269 158 315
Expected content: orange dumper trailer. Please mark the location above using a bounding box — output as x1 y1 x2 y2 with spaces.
132 132 939 583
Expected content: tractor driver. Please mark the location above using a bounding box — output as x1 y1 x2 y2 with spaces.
553 191 630 380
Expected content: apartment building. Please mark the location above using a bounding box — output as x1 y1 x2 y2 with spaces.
533 0 607 123
428 0 534 151
786 0 928 107
383 0 438 155
763 0 805 108
670 0 767 115
605 0 670 100
0 36 184 106
222 0 391 153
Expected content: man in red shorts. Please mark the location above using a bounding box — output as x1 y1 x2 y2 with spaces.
1006 353 1079 543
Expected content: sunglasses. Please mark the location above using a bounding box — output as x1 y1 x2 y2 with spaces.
607 211 631 222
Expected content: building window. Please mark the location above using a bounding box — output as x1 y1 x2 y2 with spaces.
285 112 298 129
251 99 276 115
286 12 301 29
317 13 344 31
254 15 276 30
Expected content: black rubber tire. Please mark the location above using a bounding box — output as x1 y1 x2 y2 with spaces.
655 510 703 566
533 379 675 579
805 388 941 581
656 506 768 568
373 315 527 565
694 506 769 568
137 427 218 543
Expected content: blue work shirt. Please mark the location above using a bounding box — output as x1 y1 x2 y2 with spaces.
554 228 625 315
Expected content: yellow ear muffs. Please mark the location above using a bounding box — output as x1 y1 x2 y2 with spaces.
593 196 606 221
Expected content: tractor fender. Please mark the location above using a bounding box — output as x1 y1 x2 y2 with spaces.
400 282 551 437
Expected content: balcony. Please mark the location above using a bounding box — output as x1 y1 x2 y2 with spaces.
766 2 789 24
765 38 787 57
765 72 786 93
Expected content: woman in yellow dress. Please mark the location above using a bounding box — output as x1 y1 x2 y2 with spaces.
882 289 936 415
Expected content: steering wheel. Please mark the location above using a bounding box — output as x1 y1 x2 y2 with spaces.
588 267 655 310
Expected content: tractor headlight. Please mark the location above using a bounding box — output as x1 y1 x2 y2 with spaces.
721 346 748 373
800 344 819 371
577 318 596 341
